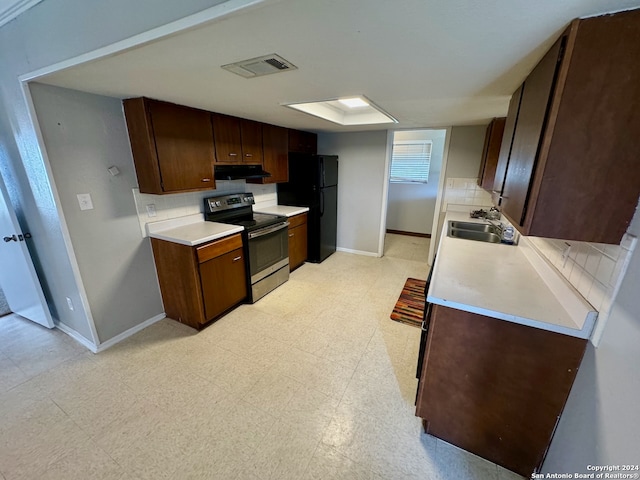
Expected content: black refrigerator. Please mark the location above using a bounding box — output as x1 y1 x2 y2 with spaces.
277 154 338 263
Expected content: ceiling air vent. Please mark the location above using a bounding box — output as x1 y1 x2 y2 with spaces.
221 54 297 78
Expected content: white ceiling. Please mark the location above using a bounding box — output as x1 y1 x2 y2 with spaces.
35 0 640 132
0 0 42 28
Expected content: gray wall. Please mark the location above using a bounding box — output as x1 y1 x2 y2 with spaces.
30 84 164 341
386 129 446 235
445 125 486 178
543 207 640 472
318 131 388 255
432 125 486 246
0 0 230 344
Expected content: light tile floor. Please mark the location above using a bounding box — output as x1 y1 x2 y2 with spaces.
0 235 524 479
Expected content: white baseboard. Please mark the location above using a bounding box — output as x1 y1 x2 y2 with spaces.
336 247 381 258
55 322 99 353
94 313 166 353
56 313 166 353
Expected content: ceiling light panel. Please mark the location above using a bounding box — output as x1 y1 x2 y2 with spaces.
284 95 397 126
338 97 369 108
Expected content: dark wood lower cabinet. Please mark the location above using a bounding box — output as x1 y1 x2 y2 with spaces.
200 247 247 320
415 304 587 477
288 213 308 271
151 233 247 329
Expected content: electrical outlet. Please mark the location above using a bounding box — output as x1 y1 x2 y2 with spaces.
66 297 74 311
77 193 94 211
146 204 157 218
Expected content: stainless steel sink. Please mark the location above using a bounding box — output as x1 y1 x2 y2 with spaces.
448 228 502 243
447 221 503 243
448 221 501 234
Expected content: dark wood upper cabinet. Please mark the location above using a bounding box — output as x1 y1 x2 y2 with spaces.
212 114 264 165
492 86 523 205
477 117 506 191
240 119 263 164
123 98 297 189
496 9 640 244
212 113 242 164
123 98 216 194
248 123 288 185
288 128 317 154
502 36 564 225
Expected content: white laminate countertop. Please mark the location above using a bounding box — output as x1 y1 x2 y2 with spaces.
254 205 310 217
428 211 597 339
146 214 244 246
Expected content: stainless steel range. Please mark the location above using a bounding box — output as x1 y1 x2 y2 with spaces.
204 193 289 302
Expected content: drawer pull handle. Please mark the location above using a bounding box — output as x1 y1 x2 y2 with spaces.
232 256 242 262
201 178 211 182
228 153 238 157
245 153 253 157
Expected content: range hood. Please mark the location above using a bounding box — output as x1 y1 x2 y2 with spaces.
214 164 271 180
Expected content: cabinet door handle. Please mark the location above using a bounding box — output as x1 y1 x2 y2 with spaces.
232 256 242 262
228 153 238 157
245 153 253 157
201 178 212 182
289 233 294 237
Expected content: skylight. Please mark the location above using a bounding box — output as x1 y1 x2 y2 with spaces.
284 95 397 126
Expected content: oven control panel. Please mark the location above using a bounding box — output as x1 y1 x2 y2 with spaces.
204 192 255 214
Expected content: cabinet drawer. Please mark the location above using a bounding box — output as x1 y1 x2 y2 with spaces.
288 212 307 229
196 233 243 263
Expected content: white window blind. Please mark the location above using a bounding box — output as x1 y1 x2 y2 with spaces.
390 140 432 183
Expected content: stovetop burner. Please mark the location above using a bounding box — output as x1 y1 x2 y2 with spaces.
229 212 284 229
203 193 287 232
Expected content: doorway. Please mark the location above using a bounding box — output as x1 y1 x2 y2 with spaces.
383 129 447 261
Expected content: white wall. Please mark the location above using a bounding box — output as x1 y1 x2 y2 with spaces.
30 84 165 342
431 125 488 249
318 131 388 256
386 129 446 235
445 125 487 178
0 0 235 344
542 207 640 472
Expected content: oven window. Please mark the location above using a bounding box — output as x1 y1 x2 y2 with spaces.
249 226 289 277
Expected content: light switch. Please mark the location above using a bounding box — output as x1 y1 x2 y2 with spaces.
77 193 94 211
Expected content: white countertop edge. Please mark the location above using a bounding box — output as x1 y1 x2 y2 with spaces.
146 213 204 236
149 224 244 246
434 209 596 339
518 235 598 334
427 296 593 340
254 205 310 217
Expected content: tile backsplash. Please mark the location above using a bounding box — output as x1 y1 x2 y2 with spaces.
132 182 278 236
527 233 637 345
442 177 493 212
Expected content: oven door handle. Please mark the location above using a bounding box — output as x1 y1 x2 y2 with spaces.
248 221 290 239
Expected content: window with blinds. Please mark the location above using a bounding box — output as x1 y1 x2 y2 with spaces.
389 140 432 183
